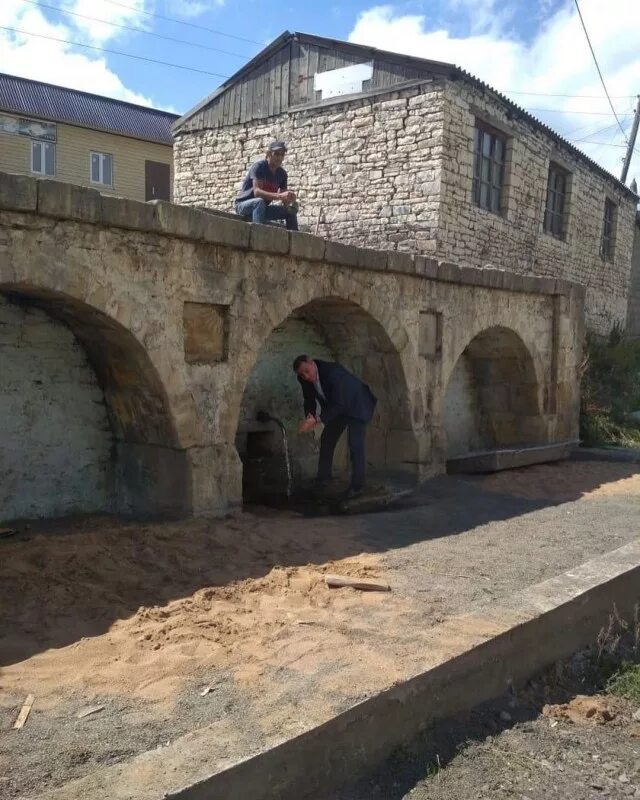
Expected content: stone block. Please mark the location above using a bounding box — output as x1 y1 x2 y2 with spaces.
414 256 438 279
152 200 206 240
183 302 228 363
38 180 101 223
437 261 462 283
419 310 442 359
0 172 37 212
289 231 325 261
101 195 157 232
357 247 388 272
202 213 251 249
325 240 359 267
460 266 484 286
387 251 414 274
482 268 506 289
249 223 290 255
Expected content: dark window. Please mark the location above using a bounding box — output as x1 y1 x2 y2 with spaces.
544 163 569 238
472 123 506 214
600 198 616 260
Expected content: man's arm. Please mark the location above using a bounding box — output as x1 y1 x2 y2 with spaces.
251 163 294 203
298 377 318 418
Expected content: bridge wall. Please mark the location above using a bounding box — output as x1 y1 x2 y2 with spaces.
0 172 584 519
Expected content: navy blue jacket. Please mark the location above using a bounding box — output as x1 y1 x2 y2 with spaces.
298 360 377 424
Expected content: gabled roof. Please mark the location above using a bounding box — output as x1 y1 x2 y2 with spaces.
0 73 178 145
173 31 637 199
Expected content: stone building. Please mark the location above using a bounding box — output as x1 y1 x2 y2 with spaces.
173 32 638 335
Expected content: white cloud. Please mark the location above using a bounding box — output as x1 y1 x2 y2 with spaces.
61 0 147 44
0 0 163 107
349 1 640 184
167 0 224 18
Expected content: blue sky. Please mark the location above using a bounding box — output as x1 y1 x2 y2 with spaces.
0 0 638 182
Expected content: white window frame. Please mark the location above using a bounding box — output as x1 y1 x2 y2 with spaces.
90 151 113 187
31 139 55 176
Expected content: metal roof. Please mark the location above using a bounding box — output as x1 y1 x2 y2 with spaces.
0 73 178 145
174 31 636 199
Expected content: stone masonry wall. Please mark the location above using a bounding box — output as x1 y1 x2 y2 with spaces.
626 221 640 338
175 79 636 335
0 172 585 517
0 296 113 519
438 82 636 335
174 81 445 253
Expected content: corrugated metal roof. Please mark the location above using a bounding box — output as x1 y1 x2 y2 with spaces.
174 31 636 198
0 73 179 144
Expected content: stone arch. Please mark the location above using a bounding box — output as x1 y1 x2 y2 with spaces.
442 326 544 459
234 295 417 501
0 285 190 520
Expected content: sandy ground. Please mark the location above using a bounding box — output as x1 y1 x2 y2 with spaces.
1 458 639 799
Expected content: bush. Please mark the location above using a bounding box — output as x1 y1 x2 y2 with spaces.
580 324 640 447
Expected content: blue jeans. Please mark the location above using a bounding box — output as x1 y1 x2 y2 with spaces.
235 198 299 231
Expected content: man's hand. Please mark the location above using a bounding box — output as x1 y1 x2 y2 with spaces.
298 413 318 434
278 190 296 204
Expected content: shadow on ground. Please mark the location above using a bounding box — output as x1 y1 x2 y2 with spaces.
1 458 637 668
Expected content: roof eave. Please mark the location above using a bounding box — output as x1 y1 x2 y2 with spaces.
172 30 293 133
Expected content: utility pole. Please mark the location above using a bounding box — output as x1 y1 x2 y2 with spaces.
621 95 640 185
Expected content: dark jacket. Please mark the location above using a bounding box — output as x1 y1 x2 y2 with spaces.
298 359 377 425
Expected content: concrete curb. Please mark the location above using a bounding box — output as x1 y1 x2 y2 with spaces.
37 540 640 800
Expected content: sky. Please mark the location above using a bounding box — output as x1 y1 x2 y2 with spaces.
0 0 638 185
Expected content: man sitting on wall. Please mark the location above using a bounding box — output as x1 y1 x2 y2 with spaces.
234 141 299 230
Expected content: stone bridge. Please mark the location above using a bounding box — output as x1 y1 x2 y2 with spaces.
0 172 584 521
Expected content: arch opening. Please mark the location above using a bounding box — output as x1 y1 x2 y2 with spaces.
235 297 416 503
0 286 190 521
444 326 543 461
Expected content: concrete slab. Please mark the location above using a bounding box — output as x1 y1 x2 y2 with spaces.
34 539 640 800
446 440 577 474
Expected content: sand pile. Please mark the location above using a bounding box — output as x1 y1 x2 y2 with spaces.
0 512 397 705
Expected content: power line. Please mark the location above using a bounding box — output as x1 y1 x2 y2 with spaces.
1 25 231 78
525 107 633 116
19 0 252 59
502 89 634 99
99 0 261 45
573 0 627 141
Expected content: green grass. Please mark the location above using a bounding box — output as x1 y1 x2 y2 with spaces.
606 662 640 703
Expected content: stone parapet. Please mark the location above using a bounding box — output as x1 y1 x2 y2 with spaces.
0 171 584 299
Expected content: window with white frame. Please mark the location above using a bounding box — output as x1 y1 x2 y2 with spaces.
90 151 113 186
31 140 55 176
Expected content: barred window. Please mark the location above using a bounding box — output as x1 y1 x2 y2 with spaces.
543 163 569 239
472 123 506 214
600 198 616 260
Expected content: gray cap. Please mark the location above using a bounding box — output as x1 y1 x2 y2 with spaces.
267 140 287 152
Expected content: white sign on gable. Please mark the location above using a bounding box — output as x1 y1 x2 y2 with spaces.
313 62 374 100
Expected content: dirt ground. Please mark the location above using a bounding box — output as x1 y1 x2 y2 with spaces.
339 649 640 800
1 458 639 799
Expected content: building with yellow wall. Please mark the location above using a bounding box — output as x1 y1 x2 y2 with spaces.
0 73 177 202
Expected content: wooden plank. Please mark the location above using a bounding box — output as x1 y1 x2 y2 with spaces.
13 695 34 729
324 574 391 592
281 42 290 111
253 61 265 119
239 74 249 123
222 86 231 126
271 47 283 117
289 40 306 107
264 54 273 119
306 44 320 106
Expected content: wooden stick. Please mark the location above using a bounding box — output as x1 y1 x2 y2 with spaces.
13 695 34 729
325 574 390 592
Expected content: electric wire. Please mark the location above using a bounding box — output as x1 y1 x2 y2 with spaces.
0 25 231 78
18 0 253 59
572 0 628 140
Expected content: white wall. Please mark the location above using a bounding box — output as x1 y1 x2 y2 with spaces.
0 298 113 520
